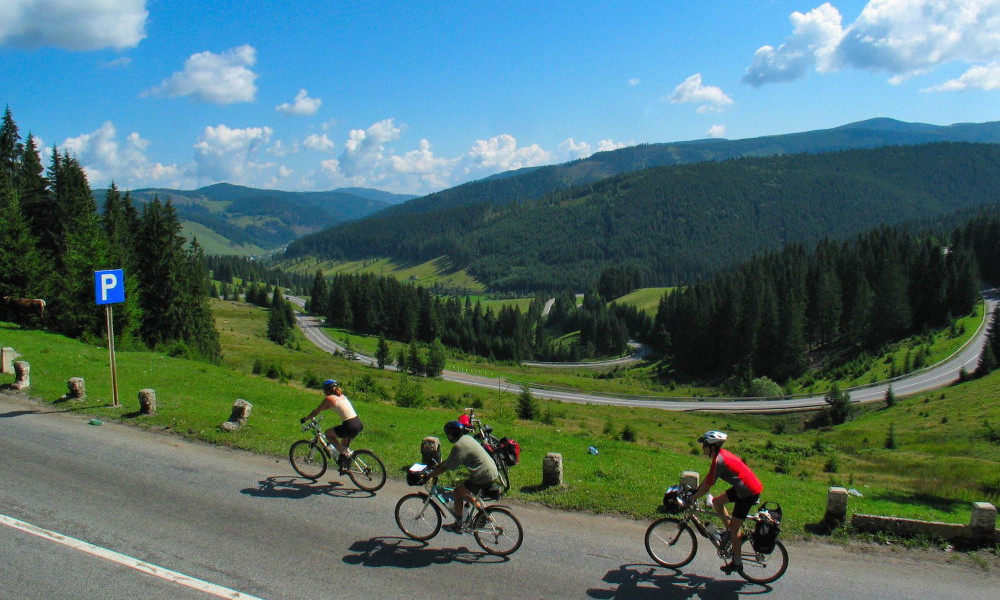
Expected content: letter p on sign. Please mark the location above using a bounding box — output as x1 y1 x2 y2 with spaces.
95 269 126 305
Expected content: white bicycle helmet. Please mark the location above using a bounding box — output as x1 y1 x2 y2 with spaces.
698 430 728 446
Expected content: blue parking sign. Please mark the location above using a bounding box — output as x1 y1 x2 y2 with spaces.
95 269 125 305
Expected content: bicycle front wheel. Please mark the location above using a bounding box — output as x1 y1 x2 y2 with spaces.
473 506 523 556
289 440 327 479
738 539 789 584
394 493 442 541
644 518 697 568
346 449 387 492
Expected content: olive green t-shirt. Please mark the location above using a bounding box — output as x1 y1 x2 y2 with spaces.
440 434 499 484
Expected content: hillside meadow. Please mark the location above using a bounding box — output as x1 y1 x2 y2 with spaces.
2 298 998 544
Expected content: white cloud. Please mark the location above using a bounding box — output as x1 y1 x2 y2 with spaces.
707 125 727 138
744 3 844 86
666 73 734 113
62 121 181 189
0 0 147 50
558 138 631 161
745 0 1000 87
628 78 641 86
193 124 274 184
922 61 1000 91
276 89 322 116
303 133 334 153
144 45 258 104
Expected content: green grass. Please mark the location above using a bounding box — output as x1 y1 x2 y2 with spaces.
613 287 673 315
3 298 999 542
278 256 485 293
181 221 265 256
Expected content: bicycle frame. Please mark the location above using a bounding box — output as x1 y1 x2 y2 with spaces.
645 501 789 584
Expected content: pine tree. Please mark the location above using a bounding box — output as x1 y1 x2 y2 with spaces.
0 186 45 304
0 106 23 189
426 338 447 377
375 333 389 369
267 287 294 345
307 270 329 316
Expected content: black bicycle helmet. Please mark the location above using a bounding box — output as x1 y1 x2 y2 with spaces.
444 420 466 439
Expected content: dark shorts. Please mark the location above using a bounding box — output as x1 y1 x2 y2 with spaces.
725 487 760 519
332 417 363 439
463 478 494 495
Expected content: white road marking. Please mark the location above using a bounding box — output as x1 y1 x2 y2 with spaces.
1 513 266 600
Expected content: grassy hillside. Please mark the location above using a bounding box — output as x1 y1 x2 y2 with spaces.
2 301 998 538
280 255 485 293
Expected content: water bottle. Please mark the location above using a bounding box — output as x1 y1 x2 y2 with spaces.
705 522 721 544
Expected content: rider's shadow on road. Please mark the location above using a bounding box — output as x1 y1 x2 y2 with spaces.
344 536 507 568
240 475 375 500
587 564 771 600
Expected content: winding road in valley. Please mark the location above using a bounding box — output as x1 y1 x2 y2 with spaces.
289 291 998 413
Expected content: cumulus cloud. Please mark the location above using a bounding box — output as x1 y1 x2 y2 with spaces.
666 74 734 113
193 124 274 183
745 0 1000 88
707 125 727 138
922 61 1000 91
62 121 181 188
276 89 322 116
303 133 334 153
0 0 147 50
744 3 844 86
144 45 258 104
558 138 630 160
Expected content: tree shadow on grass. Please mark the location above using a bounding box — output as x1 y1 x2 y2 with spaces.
865 491 969 515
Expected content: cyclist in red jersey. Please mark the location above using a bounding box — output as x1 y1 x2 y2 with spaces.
689 430 763 574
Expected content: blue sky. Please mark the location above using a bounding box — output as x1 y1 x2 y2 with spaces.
2 0 998 195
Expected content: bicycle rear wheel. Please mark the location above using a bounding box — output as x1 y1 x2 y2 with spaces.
289 440 328 479
394 493 442 541
495 460 510 494
644 518 697 568
738 539 788 584
346 449 386 492
472 506 523 556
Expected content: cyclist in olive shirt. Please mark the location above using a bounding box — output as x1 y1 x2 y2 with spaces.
423 420 499 532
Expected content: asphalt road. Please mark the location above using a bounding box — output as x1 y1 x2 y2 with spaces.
2 393 999 600
289 291 998 413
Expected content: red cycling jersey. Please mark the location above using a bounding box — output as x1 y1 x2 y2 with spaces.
707 448 763 498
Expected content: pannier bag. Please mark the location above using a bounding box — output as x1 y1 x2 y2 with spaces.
497 437 521 465
406 463 428 486
660 484 690 514
751 501 783 554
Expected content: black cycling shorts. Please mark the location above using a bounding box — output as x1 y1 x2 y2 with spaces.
332 417 363 439
726 488 760 520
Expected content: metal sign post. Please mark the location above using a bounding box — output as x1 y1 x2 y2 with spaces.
95 270 125 407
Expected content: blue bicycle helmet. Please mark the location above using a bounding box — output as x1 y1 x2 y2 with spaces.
323 379 338 392
444 420 466 439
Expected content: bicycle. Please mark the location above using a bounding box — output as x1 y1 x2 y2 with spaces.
463 407 512 494
644 488 789 584
289 418 387 492
394 472 524 556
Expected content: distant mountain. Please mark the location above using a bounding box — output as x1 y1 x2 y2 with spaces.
122 183 416 253
285 142 1000 292
370 118 1000 219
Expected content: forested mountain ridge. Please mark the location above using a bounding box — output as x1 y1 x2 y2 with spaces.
364 118 1000 220
125 183 416 251
285 143 1000 292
